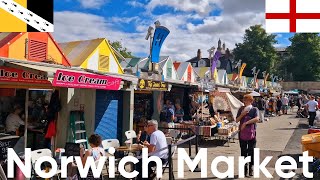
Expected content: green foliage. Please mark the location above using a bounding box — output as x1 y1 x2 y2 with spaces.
284 33 320 81
233 25 279 78
109 41 135 59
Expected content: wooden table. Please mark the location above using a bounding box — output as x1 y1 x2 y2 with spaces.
116 144 144 175
116 144 143 153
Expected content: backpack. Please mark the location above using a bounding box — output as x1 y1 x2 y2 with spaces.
239 107 257 141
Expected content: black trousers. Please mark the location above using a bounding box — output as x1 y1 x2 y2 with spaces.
239 139 256 166
309 112 316 126
136 158 167 180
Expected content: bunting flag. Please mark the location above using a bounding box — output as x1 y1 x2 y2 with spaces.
211 51 221 80
238 63 246 84
151 26 170 63
0 0 53 32
213 68 218 82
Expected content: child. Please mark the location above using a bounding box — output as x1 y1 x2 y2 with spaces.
80 134 105 179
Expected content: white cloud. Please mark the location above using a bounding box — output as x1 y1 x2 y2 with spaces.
127 0 145 8
54 11 150 56
146 0 219 16
110 16 140 24
77 0 108 9
53 1 278 61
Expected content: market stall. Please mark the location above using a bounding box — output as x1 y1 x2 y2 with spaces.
207 88 243 143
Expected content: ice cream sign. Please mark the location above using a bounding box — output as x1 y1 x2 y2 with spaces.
0 66 49 84
52 70 122 90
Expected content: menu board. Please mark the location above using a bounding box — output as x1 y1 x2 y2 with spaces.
0 136 20 161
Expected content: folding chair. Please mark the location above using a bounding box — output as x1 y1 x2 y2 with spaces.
125 130 137 143
159 146 177 180
31 149 61 179
150 137 177 180
169 129 181 143
102 139 120 150
102 139 121 179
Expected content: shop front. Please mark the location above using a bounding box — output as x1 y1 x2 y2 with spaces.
164 79 200 121
50 69 125 147
0 65 55 152
134 79 169 131
0 58 134 151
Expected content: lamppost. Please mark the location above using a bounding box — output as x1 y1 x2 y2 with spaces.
200 79 204 121
145 26 154 72
208 46 215 59
208 46 215 79
235 59 242 85
251 67 260 89
262 71 266 89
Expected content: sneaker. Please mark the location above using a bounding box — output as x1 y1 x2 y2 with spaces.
244 164 248 177
249 166 253 176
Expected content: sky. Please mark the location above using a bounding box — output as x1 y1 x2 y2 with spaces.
53 0 293 61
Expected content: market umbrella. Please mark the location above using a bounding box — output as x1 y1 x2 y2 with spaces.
249 91 261 97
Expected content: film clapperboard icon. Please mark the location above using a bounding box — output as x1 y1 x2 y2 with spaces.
0 0 53 32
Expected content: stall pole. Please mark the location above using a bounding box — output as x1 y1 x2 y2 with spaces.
193 135 201 172
24 89 29 149
188 129 191 157
168 144 174 180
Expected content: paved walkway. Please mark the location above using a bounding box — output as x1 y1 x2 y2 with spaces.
102 111 305 180
161 111 302 179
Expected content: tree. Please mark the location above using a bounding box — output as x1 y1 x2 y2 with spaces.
109 41 135 58
285 33 320 81
233 25 279 78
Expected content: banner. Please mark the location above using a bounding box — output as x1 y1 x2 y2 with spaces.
239 63 246 79
151 26 170 63
211 51 221 79
52 70 121 90
0 66 50 84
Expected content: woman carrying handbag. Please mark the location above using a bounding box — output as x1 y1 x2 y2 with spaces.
236 94 259 177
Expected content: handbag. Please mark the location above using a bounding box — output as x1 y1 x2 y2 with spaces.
239 108 256 141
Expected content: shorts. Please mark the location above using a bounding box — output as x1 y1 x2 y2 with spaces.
281 105 288 110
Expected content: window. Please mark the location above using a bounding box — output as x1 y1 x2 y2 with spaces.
99 55 109 71
28 40 47 61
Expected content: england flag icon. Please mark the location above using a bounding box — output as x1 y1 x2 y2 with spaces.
266 0 320 33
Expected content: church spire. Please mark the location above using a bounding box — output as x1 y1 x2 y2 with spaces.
218 38 222 51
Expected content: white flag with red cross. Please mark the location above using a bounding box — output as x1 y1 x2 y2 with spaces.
266 0 320 33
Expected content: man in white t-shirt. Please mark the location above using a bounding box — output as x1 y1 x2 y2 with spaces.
137 120 168 179
306 96 319 127
281 95 289 115
144 120 168 159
